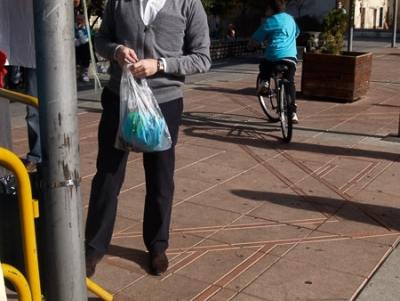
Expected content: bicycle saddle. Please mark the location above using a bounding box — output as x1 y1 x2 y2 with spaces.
275 65 288 72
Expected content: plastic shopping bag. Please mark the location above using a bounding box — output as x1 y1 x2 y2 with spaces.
115 64 172 152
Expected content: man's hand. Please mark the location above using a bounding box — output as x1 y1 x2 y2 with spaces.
115 46 159 78
128 59 158 78
115 46 139 68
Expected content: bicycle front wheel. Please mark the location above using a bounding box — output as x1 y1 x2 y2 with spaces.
279 83 293 143
257 74 279 123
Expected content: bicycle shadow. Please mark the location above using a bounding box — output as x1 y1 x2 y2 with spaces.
181 111 283 142
180 111 400 161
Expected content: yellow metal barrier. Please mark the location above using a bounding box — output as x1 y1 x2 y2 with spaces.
86 278 113 301
0 88 38 109
0 148 42 301
1 88 113 300
2 263 33 301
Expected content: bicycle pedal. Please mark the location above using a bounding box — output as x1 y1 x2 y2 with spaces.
261 90 274 97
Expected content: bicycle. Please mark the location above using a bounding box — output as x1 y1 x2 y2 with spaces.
256 64 293 143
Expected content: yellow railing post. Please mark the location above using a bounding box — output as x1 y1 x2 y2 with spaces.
0 148 42 301
2 263 33 301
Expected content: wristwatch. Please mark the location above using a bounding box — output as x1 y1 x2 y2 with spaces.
157 59 165 73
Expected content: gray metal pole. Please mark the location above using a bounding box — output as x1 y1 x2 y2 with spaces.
32 0 87 299
392 0 398 47
347 0 355 51
0 99 13 177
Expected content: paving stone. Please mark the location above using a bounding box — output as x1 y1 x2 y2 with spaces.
5 38 400 300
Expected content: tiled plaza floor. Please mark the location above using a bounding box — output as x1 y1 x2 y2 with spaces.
4 38 400 300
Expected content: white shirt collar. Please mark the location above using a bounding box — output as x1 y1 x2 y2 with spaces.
140 0 166 26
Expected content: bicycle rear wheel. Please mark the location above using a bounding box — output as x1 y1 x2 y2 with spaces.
257 74 279 123
279 83 293 143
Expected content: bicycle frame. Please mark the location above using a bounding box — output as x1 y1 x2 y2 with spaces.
256 65 293 143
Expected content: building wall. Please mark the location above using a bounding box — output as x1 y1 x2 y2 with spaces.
215 0 399 39
287 0 398 30
385 0 400 28
354 0 390 29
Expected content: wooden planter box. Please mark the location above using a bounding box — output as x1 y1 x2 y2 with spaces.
301 51 373 102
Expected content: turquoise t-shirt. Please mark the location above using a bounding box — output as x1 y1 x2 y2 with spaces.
252 12 300 61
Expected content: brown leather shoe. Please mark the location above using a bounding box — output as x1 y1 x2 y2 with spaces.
24 161 37 172
149 252 169 276
86 256 101 278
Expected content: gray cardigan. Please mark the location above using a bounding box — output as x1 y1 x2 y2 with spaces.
95 0 211 104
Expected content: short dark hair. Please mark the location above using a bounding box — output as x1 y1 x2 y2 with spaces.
268 0 286 13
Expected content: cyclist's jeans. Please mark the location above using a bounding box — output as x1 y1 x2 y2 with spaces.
259 59 297 113
25 68 41 164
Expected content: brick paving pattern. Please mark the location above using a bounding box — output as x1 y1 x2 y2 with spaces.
5 40 400 300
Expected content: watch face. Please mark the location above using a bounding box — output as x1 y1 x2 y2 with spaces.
159 60 164 71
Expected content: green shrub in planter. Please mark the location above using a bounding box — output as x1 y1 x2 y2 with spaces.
318 9 348 55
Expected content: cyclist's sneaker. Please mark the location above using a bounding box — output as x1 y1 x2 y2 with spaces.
97 63 107 74
257 80 269 95
80 72 89 82
292 113 299 124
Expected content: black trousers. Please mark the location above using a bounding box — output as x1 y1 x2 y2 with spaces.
85 87 183 258
75 39 99 68
259 58 297 112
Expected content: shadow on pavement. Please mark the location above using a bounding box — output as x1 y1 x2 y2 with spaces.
107 245 149 273
230 189 400 232
181 112 400 161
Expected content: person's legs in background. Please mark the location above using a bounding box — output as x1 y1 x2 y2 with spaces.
96 60 107 74
6 65 20 90
24 68 41 171
76 43 91 82
91 35 107 74
76 41 107 82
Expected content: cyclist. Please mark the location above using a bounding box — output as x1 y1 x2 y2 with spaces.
247 0 300 123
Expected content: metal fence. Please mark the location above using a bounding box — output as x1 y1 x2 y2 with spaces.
210 40 261 60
